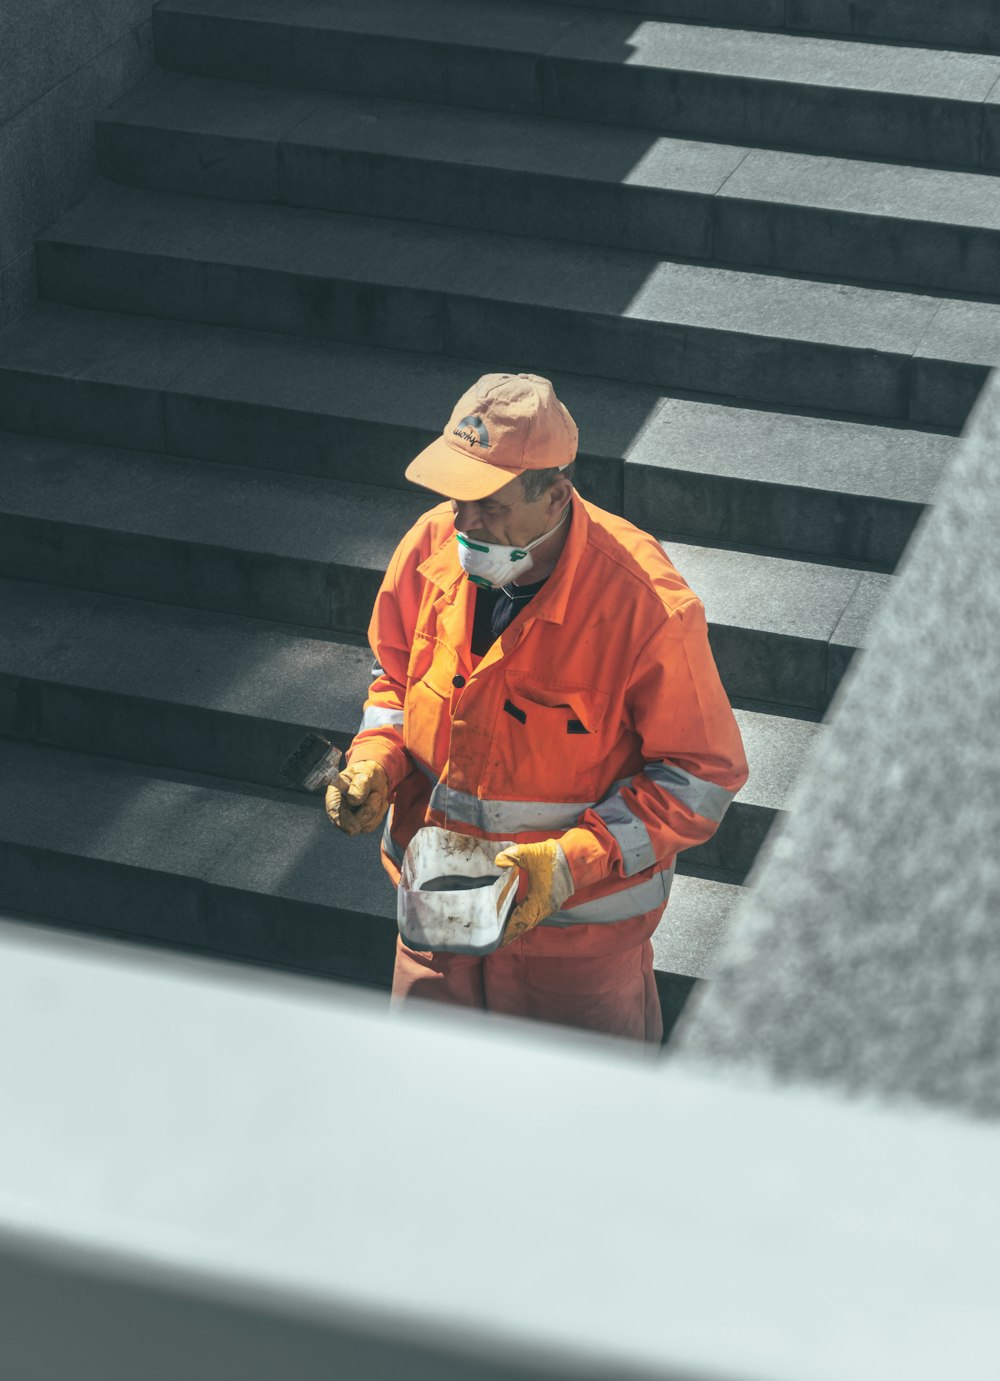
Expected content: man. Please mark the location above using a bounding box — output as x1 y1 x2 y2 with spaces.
326 373 748 1042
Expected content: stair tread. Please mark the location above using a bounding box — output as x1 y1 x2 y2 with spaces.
661 543 891 648
548 10 1000 100
0 306 952 505
155 0 1000 104
0 577 817 813
652 872 744 979
104 68 1000 235
40 179 970 360
627 400 952 505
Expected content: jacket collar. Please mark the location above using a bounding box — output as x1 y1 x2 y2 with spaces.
415 491 590 626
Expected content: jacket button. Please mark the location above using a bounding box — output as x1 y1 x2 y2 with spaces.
452 675 465 688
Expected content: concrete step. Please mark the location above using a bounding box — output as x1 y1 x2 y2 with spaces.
0 310 952 567
540 0 1000 57
0 739 745 1033
0 575 817 872
0 736 398 988
0 426 891 716
673 543 891 711
0 431 427 632
624 402 950 569
98 70 1000 297
35 180 997 426
151 0 1000 170
652 871 743 981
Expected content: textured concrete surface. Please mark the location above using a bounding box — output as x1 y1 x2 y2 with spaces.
0 431 423 628
787 0 1000 51
0 1 153 324
0 572 811 880
0 302 657 515
0 578 375 784
98 69 321 205
152 0 1000 166
99 71 1000 294
652 873 742 978
153 0 578 116
0 741 397 980
543 15 998 165
676 371 1000 1119
626 398 952 565
668 540 886 711
716 149 1000 292
0 24 153 269
40 179 989 423
0 0 154 125
0 246 35 330
543 0 1000 51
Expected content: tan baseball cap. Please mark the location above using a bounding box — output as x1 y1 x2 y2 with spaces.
405 373 579 501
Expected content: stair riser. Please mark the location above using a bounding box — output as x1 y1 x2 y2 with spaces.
0 842 398 986
714 202 1000 300
710 625 849 713
627 469 922 569
36 241 976 425
0 677 352 790
153 16 547 117
97 122 1000 298
539 0 1000 53
542 62 986 170
151 11 998 169
683 801 775 879
0 515 383 635
0 366 433 487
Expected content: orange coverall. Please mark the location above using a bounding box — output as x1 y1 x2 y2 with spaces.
348 491 749 1040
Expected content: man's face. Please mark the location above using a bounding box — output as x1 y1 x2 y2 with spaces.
450 475 567 548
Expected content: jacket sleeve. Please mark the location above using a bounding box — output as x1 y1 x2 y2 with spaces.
344 539 414 792
559 597 749 892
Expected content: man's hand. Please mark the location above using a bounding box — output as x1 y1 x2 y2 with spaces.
493 840 575 946
325 760 390 836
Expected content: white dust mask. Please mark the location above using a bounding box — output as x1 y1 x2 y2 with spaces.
456 505 569 590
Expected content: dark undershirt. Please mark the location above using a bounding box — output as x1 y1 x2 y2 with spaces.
471 577 548 657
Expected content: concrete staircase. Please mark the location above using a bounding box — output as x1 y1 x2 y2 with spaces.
1 0 994 1032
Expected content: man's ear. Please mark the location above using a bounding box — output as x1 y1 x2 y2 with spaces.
548 476 574 514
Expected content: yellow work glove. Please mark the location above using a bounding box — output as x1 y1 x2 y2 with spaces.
325 760 389 836
493 840 575 947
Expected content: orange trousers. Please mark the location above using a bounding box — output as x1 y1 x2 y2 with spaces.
391 905 664 1043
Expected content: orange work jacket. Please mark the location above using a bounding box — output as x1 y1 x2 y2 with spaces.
348 491 749 954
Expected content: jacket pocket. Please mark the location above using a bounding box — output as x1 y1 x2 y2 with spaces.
494 676 612 801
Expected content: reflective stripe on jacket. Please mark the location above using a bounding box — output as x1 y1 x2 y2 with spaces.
349 491 749 933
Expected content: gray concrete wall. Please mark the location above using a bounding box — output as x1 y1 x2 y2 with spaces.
676 368 1000 1120
3 912 1000 1381
0 0 155 329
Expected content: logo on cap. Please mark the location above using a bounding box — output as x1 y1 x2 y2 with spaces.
453 414 489 449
